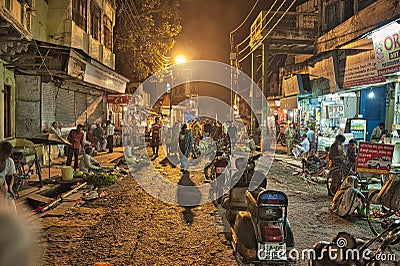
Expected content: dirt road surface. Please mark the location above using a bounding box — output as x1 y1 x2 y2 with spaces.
35 155 399 265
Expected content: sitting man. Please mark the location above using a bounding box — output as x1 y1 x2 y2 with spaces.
292 135 310 160
79 147 102 174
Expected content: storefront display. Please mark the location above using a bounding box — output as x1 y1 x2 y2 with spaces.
350 118 367 141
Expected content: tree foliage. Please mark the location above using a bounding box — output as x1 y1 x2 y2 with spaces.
115 0 182 82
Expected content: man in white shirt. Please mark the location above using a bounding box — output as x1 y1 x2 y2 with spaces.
106 120 115 153
293 135 310 160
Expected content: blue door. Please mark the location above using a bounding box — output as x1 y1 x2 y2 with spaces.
360 86 387 141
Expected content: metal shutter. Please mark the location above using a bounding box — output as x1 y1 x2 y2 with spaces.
55 88 75 127
41 82 56 128
87 94 104 124
75 92 87 125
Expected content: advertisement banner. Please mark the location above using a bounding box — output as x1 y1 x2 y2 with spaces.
335 49 385 89
356 142 394 174
326 104 344 118
372 22 400 75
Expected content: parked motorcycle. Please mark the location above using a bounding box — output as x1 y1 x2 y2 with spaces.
225 189 295 265
223 153 264 226
310 220 400 266
204 142 231 204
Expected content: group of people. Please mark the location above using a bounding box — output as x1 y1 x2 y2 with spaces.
148 117 252 173
64 121 115 173
282 123 316 160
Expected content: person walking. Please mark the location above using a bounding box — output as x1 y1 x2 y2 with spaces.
106 120 115 153
66 124 84 171
151 117 161 157
179 124 193 173
370 122 385 143
285 123 296 156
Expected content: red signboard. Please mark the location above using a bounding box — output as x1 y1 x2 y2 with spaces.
107 95 130 104
356 142 394 174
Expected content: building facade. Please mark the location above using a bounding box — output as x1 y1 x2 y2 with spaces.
0 0 128 140
269 0 400 145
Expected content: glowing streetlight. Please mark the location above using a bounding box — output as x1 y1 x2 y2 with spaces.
174 55 187 64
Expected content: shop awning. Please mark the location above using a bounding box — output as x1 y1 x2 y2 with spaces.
280 96 298 110
4 41 129 94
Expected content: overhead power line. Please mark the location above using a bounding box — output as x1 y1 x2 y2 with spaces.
238 0 296 63
236 0 283 55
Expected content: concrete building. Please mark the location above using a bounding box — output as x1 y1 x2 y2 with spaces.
0 0 129 140
276 0 400 145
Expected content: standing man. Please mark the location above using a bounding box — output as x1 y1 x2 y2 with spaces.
305 127 316 152
66 124 84 171
370 122 385 143
151 117 161 157
106 120 115 153
179 124 193 173
285 123 296 156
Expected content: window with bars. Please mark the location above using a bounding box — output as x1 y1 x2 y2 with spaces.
104 15 113 50
90 2 101 41
72 0 87 31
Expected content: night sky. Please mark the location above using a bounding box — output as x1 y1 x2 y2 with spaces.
172 0 257 64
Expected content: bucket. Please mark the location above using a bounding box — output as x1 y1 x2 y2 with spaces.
61 166 73 181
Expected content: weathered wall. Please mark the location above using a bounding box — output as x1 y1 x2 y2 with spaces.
15 75 41 137
317 0 400 53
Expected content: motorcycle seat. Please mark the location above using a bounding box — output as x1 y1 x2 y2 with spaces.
245 190 285 220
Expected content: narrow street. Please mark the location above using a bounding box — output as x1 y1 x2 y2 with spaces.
32 148 396 266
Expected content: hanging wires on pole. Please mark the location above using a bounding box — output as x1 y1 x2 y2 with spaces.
238 0 297 64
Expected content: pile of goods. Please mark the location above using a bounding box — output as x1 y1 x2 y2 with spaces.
75 166 126 186
125 154 151 165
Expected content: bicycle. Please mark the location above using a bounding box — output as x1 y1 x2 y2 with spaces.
326 160 354 196
11 150 43 197
326 160 375 197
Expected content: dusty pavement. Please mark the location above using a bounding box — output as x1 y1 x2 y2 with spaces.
33 151 399 266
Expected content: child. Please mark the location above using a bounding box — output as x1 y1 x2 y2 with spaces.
79 147 102 174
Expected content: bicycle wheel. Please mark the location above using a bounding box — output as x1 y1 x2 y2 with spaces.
366 190 399 243
326 166 351 196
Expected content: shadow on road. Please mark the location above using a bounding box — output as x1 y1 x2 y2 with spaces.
177 172 201 225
